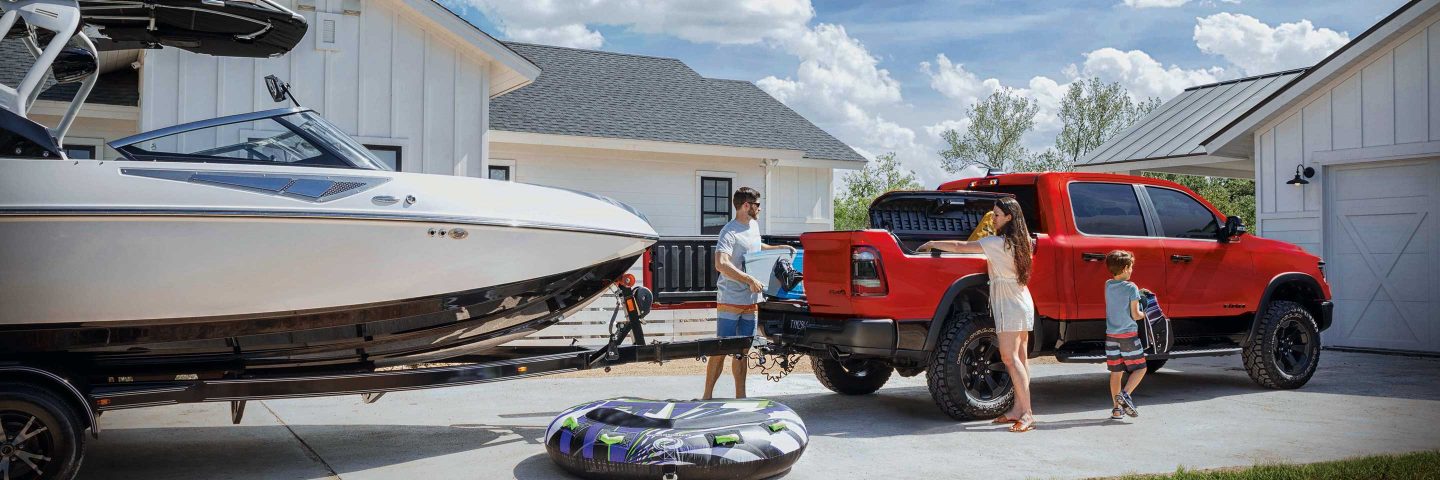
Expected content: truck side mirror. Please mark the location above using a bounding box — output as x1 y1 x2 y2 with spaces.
1218 216 1247 241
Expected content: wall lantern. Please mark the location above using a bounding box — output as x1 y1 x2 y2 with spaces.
1286 164 1315 186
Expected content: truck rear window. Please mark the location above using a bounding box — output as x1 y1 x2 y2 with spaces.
968 185 1045 233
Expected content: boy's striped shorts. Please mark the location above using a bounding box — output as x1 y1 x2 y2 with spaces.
1105 330 1147 373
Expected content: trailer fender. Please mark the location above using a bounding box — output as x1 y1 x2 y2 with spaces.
0 365 98 438
921 273 990 352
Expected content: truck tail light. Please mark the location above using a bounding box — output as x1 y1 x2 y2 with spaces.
851 246 888 296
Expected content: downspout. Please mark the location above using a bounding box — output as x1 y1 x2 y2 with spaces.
762 158 777 233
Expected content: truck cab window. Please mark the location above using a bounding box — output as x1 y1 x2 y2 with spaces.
1069 182 1147 237
1145 186 1219 239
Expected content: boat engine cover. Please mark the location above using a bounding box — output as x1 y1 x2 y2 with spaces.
545 397 808 480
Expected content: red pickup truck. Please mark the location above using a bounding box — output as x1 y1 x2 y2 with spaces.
757 172 1332 420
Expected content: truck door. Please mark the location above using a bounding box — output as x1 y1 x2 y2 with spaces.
1142 186 1254 318
1064 182 1168 320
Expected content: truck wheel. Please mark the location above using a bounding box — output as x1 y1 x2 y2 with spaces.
811 356 893 395
926 317 1013 420
1242 300 1321 389
0 383 85 480
1146 359 1167 373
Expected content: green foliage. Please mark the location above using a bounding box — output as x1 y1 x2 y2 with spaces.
1054 78 1159 164
1146 173 1257 227
939 89 1038 173
833 152 923 230
1101 450 1440 480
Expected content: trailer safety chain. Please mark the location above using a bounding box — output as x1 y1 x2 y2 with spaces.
747 347 803 382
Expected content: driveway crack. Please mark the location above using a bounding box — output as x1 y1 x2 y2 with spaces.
261 401 342 479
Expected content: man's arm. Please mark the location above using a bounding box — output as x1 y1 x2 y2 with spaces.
716 251 764 292
761 243 797 253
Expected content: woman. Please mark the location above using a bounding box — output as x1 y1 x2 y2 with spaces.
918 196 1037 432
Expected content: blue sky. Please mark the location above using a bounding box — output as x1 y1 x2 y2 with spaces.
443 0 1407 186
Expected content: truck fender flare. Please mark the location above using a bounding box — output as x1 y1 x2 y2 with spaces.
1244 272 1327 347
921 273 990 352
0 365 98 438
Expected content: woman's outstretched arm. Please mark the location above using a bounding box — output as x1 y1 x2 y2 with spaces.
916 240 984 254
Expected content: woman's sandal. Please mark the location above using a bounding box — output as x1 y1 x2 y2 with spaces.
991 415 1017 424
1110 408 1124 420
1009 418 1036 433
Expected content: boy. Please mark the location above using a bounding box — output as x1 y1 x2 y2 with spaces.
1104 250 1149 419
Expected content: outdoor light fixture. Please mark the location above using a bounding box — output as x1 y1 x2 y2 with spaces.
1287 164 1314 186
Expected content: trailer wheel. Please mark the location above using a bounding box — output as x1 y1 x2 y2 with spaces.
811 356 892 395
926 316 1013 421
0 383 85 480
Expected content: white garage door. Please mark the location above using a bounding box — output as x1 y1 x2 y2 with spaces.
1325 158 1439 353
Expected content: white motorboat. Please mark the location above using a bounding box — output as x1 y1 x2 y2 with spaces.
0 0 657 374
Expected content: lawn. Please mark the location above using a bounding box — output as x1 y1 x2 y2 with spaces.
1105 450 1440 479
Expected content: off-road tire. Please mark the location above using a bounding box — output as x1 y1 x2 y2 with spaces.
1145 359 1168 373
1242 300 1321 389
926 317 1013 421
811 356 893 395
0 382 86 480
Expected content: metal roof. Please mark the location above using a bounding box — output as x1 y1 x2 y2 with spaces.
490 42 865 163
1077 68 1305 167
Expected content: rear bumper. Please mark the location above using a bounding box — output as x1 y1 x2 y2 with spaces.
758 301 897 358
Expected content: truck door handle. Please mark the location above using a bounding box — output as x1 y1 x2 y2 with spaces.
1170 254 1193 263
1081 253 1105 262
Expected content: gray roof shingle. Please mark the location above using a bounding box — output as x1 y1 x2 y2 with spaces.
0 40 139 107
490 42 864 163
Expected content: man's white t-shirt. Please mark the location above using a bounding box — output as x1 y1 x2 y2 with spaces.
715 219 763 305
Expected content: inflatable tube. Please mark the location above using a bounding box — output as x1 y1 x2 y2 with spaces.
545 398 808 480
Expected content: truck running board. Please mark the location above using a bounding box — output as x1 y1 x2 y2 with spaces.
1055 343 1243 363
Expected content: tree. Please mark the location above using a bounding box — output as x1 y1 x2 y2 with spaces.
938 88 1038 173
1053 78 1162 165
833 152 922 230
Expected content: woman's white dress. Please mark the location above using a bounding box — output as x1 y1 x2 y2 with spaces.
977 235 1035 332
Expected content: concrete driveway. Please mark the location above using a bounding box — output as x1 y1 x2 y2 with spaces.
79 350 1440 479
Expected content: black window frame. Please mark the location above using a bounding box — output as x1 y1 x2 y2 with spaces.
63 144 97 160
364 144 402 171
487 165 512 181
700 176 733 235
1068 181 1151 237
1143 185 1221 240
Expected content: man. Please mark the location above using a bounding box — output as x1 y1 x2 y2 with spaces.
702 187 795 400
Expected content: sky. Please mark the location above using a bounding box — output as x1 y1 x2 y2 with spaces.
439 0 1409 187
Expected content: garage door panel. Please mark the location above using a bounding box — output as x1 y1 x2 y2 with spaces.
1324 158 1438 353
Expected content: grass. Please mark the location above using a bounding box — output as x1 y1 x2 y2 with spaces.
1102 450 1440 480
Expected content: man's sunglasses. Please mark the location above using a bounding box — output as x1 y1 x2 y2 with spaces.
746 201 762 207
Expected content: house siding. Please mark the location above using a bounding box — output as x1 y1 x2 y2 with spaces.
1253 14 1440 257
138 0 492 177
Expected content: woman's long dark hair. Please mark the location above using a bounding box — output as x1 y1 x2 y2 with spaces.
994 196 1033 285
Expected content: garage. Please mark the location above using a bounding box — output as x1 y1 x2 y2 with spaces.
1325 158 1439 352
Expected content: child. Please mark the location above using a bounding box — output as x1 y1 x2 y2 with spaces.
1104 250 1148 419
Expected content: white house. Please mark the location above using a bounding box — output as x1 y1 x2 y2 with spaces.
3 0 864 345
1077 0 1440 354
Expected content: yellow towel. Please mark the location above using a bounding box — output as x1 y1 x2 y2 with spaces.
967 211 996 241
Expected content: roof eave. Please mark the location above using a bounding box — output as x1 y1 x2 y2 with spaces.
404 0 540 98
1203 0 1439 156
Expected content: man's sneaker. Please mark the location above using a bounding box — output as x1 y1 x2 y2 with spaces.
1118 391 1139 417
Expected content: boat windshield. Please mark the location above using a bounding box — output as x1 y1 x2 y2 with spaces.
110 109 390 171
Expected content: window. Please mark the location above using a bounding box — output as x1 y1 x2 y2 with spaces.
63 145 96 160
114 111 389 170
970 184 1045 233
1146 187 1219 239
700 176 732 235
1069 182 1148 237
488 165 511 181
364 145 402 171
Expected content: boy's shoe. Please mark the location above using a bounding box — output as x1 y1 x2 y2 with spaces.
1117 391 1139 417
1110 408 1124 420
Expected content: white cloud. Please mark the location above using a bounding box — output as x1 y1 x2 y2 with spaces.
1194 13 1349 75
921 54 1003 107
1122 0 1189 8
1070 47 1225 100
504 24 604 49
456 0 814 48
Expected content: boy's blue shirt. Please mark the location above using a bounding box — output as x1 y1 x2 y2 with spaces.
1105 279 1141 334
